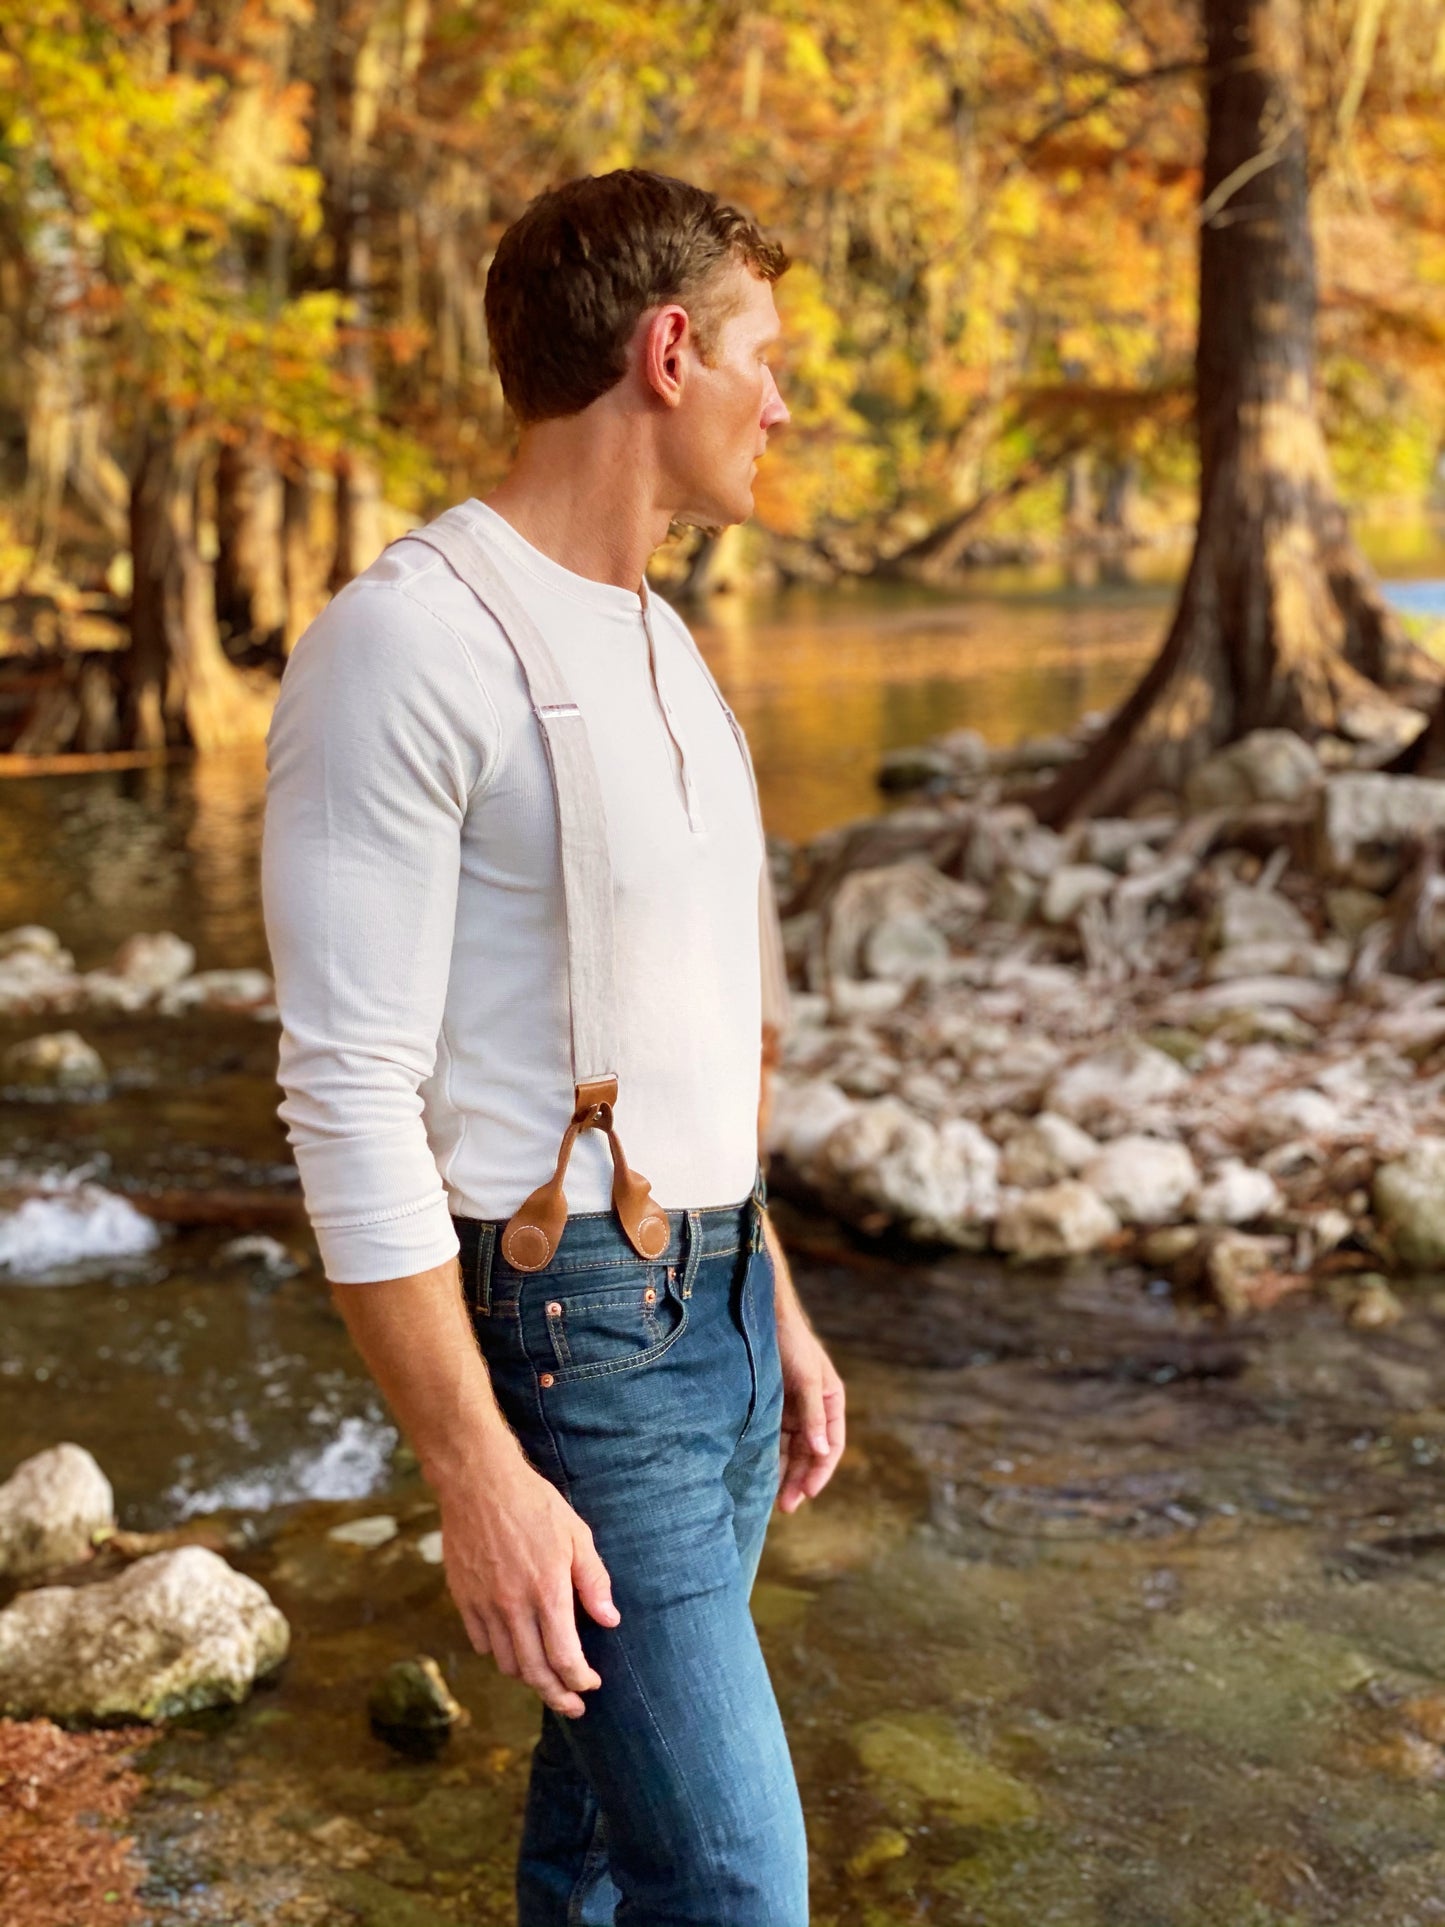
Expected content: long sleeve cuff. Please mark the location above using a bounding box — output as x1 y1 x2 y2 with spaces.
293 1130 461 1284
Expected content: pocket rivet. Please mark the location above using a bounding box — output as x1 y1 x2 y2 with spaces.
643 1287 657 1303
545 1300 562 1318
539 1372 555 1388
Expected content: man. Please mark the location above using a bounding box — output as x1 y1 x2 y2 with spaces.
261 168 846 1927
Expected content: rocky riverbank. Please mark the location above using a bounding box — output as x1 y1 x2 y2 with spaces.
764 724 1445 1313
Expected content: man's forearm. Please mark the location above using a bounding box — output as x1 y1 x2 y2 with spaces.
329 1256 526 1494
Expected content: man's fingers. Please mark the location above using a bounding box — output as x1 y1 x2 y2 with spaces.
539 1599 603 1697
484 1609 518 1678
510 1614 586 1719
799 1376 830 1460
460 1603 491 1655
777 1421 814 1512
571 1530 621 1629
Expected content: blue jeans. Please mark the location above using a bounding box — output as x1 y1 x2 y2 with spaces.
450 1168 809 1927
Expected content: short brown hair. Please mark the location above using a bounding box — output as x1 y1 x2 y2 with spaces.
484 169 789 426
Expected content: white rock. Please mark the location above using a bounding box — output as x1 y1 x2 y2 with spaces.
111 931 196 990
157 969 274 1015
1254 1088 1344 1144
76 970 156 1013
1209 886 1314 953
416 1529 444 1566
1194 1160 1284 1226
0 1444 115 1578
821 859 982 983
0 929 78 1017
1 1030 107 1093
1041 865 1116 926
1081 817 1178 868
1320 772 1445 876
766 1076 858 1168
215 1234 302 1277
861 914 949 981
998 1112 1098 1188
1082 1137 1200 1225
934 726 991 773
327 1514 398 1549
1185 730 1322 811
1048 1039 1190 1123
994 1181 1120 1259
1374 1139 1445 1268
0 1545 289 1722
820 1099 998 1241
0 926 72 966
829 978 907 1019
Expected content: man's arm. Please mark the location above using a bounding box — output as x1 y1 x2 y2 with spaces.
261 580 616 1718
758 1035 846 1512
328 1255 618 1719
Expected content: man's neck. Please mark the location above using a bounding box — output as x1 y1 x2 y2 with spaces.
480 418 673 596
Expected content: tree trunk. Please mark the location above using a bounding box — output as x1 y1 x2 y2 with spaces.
1036 0 1434 826
125 420 273 750
215 437 287 656
282 468 331 650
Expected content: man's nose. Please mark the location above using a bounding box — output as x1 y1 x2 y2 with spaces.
762 369 790 430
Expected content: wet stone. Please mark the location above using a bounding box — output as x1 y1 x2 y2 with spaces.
367 1655 467 1756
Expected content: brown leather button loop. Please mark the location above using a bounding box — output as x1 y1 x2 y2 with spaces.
501 1078 669 1270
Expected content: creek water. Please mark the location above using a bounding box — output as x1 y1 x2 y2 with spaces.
6 556 1445 1925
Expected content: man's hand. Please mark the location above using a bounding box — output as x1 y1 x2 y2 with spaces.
437 1448 621 1720
325 1257 620 1723
762 1213 846 1512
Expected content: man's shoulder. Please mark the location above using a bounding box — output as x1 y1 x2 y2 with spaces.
296 513 513 664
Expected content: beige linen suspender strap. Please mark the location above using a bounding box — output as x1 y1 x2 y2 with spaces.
406 506 787 1272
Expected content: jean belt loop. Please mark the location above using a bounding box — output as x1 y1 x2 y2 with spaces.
680 1210 702 1300
475 1220 496 1316
748 1174 766 1254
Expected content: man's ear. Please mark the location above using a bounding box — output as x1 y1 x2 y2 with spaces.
641 304 691 408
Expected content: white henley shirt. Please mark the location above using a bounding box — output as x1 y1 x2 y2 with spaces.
260 499 765 1284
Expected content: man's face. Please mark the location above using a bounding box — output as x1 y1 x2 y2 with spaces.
664 263 790 530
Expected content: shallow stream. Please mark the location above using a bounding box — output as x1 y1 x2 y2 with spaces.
6 559 1445 1924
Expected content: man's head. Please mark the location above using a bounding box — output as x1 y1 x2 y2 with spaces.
485 169 791 528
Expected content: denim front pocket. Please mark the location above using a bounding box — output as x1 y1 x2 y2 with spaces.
538 1265 686 1382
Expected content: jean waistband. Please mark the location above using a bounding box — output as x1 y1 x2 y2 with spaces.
451 1163 767 1312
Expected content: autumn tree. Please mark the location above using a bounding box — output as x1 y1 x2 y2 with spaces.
0 0 359 751
1037 0 1445 823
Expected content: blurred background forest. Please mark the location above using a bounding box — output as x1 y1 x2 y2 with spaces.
1 0 1442 762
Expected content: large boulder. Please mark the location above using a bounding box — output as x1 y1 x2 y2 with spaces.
0 1545 289 1722
818 1098 999 1243
1184 730 1322 812
1047 1038 1190 1125
994 1181 1120 1260
1374 1140 1445 1268
0 1444 114 1578
1082 1136 1199 1226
